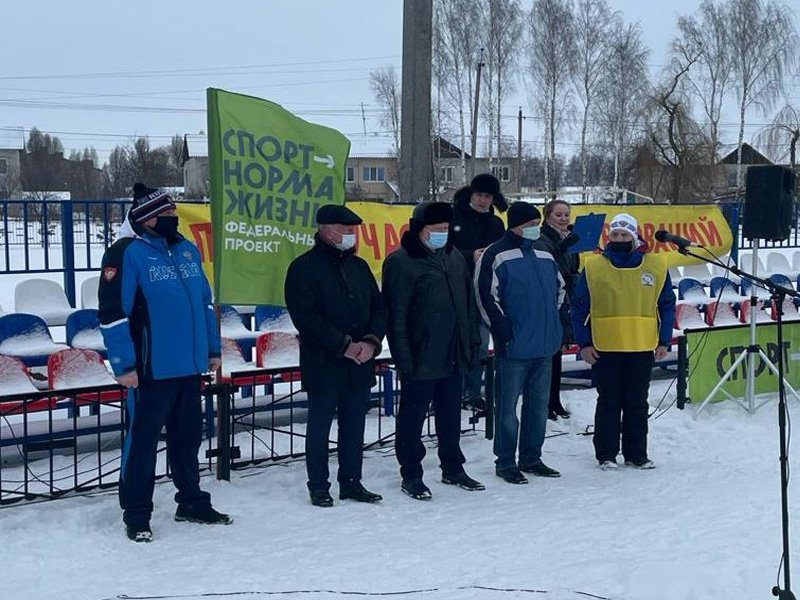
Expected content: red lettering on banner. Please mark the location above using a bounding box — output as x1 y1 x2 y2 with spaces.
359 223 380 260
189 222 214 262
384 223 408 257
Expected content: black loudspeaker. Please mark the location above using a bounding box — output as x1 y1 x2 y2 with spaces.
743 165 795 241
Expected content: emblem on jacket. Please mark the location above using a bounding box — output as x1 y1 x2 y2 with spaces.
641 272 655 287
103 266 117 281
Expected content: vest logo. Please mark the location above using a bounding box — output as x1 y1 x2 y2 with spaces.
641 272 655 287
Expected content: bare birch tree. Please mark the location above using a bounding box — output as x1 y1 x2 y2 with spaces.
727 0 799 189
672 0 733 166
597 22 650 189
571 0 618 196
369 66 402 155
527 0 576 192
756 104 800 167
433 0 484 183
483 0 522 164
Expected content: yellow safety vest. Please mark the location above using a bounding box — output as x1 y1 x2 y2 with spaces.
584 253 667 352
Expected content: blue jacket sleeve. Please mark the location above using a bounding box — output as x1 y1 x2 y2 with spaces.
570 270 592 349
475 247 513 346
202 273 221 358
657 271 677 346
98 241 139 376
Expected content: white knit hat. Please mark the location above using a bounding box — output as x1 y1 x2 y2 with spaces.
608 213 638 237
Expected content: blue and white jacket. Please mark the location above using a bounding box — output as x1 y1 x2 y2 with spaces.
98 231 221 380
475 230 565 359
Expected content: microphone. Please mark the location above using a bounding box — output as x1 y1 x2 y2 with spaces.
654 230 702 248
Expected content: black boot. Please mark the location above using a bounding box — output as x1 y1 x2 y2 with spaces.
175 504 233 524
340 482 383 503
126 523 153 543
309 489 334 507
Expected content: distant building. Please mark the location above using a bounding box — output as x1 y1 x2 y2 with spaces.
181 134 209 199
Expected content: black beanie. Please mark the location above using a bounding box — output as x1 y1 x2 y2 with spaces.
129 182 176 224
507 202 541 229
470 173 508 212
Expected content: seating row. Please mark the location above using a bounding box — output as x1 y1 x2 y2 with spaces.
674 297 800 330
677 274 799 304
669 250 800 286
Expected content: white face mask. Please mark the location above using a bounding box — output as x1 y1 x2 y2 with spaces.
522 225 541 240
336 233 356 251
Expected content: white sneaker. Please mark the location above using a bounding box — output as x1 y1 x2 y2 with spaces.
599 460 618 471
625 459 656 470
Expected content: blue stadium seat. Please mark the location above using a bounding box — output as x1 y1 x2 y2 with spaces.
678 278 708 303
66 309 106 356
255 305 289 331
0 313 69 367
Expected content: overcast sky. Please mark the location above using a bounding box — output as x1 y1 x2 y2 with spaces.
0 0 797 162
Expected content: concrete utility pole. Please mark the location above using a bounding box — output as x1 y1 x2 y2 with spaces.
517 107 523 192
399 0 433 203
469 48 485 181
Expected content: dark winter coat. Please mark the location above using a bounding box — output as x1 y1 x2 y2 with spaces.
284 236 388 394
449 188 506 275
382 231 480 381
533 223 580 343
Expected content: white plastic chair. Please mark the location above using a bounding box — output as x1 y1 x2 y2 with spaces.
792 250 800 277
681 263 712 285
80 276 100 309
709 255 740 285
14 279 76 326
765 251 792 277
739 252 767 276
668 266 682 287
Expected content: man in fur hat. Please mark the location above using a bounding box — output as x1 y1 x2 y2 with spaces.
449 173 508 408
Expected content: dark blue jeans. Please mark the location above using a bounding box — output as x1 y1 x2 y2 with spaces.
305 388 370 492
120 375 210 527
494 357 552 470
395 374 466 480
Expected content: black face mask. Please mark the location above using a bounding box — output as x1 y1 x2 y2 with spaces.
152 215 179 240
608 240 634 253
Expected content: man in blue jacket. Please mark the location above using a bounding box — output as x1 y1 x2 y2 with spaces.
570 213 676 471
476 202 565 484
98 183 228 542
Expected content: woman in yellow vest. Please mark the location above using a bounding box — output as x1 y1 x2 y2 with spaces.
570 213 676 471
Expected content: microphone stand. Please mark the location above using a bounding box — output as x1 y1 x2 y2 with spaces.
678 244 796 600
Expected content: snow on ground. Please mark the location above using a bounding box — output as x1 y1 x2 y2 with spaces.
0 378 798 600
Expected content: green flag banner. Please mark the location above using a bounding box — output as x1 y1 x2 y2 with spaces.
207 88 351 305
686 322 800 402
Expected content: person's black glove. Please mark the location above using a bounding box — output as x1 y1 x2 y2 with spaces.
559 231 580 251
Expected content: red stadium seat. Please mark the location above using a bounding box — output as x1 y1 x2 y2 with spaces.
47 348 123 404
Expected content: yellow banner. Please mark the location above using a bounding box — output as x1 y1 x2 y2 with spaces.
177 202 733 292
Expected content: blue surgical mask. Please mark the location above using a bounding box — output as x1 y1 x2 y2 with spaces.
426 231 448 250
336 234 356 251
522 225 541 240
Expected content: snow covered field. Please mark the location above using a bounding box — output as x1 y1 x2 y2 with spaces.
1 378 797 600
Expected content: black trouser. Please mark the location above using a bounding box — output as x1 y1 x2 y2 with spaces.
548 350 565 414
120 375 210 527
395 374 466 481
592 351 654 464
305 388 370 493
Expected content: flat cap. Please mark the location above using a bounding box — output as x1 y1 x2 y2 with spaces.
316 204 363 226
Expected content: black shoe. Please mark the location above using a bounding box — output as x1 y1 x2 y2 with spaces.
554 407 571 419
401 478 432 500
309 490 334 507
624 458 656 470
175 504 233 524
441 472 485 491
339 482 383 503
547 410 558 421
495 467 528 484
519 461 561 478
126 523 153 543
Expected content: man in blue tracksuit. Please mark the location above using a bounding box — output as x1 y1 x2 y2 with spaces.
98 182 229 542
476 202 565 485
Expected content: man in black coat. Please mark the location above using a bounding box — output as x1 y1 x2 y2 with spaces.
284 204 388 507
382 201 484 500
449 173 507 407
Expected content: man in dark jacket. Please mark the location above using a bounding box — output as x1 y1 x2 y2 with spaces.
476 202 564 485
382 201 484 500
99 183 228 543
284 204 388 507
449 173 507 407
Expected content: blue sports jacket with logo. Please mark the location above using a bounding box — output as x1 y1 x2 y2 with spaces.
98 232 221 380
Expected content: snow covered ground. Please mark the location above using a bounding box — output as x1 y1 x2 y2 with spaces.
1 378 797 600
